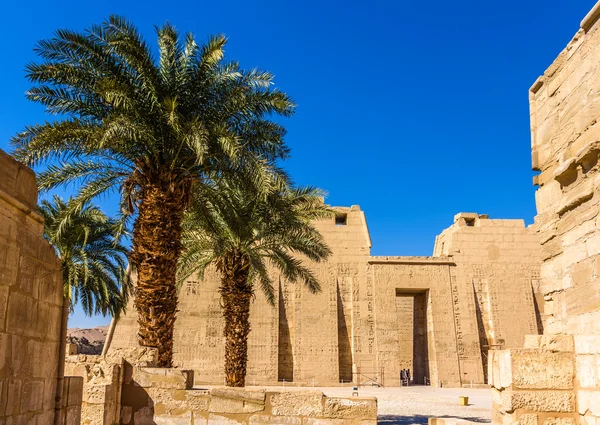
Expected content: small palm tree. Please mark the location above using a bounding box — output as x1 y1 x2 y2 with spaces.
39 196 130 317
178 179 332 386
12 17 294 366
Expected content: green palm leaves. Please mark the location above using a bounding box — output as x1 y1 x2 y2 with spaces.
179 178 332 386
12 16 295 366
39 196 130 318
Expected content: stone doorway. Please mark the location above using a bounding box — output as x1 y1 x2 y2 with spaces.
395 290 429 385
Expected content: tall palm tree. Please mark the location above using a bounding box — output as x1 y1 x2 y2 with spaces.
11 17 294 366
39 195 130 317
178 179 332 386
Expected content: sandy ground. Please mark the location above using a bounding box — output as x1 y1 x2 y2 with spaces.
215 385 493 425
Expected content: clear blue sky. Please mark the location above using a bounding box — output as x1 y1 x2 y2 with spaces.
1 0 595 327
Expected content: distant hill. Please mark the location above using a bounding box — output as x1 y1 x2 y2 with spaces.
67 325 109 354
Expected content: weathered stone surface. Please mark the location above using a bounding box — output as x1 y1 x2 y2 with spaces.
109 208 542 387
187 390 210 411
105 346 158 367
516 414 538 425
271 392 324 417
0 148 69 425
501 390 575 413
133 367 193 389
207 414 246 425
210 388 265 413
302 419 346 425
322 397 377 419
577 390 600 416
249 415 301 425
154 413 193 425
489 350 514 390
542 418 575 425
511 349 574 389
574 335 600 354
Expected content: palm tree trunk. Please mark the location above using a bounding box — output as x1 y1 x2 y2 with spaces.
218 250 252 387
131 182 185 367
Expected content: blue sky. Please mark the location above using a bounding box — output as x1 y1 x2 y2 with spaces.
1 0 595 327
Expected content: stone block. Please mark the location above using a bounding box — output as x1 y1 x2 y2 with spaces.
500 390 575 413
516 414 538 425
64 377 84 407
64 404 82 425
322 397 377 419
80 403 105 425
3 379 23 416
576 355 598 387
154 413 193 425
490 350 512 389
270 392 324 417
524 335 542 349
542 418 576 425
83 383 110 404
106 346 159 367
210 388 265 414
302 420 346 425
21 380 44 413
0 149 38 211
148 388 190 414
207 414 246 425
249 415 301 425
577 390 600 416
511 349 574 389
133 367 193 389
187 390 210 411
133 406 156 425
536 335 575 352
574 335 600 354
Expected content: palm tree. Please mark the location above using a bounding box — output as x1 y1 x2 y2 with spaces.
39 195 130 317
178 178 332 386
11 17 294 366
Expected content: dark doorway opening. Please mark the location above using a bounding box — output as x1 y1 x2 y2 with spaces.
396 290 430 385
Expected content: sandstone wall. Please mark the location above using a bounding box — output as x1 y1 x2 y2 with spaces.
491 2 600 424
110 207 371 387
368 257 460 387
434 213 542 384
530 2 600 422
119 366 377 425
0 149 81 424
108 205 541 388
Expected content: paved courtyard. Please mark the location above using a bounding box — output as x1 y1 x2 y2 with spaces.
243 385 492 425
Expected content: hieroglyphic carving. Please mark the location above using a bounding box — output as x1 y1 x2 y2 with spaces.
109 207 540 387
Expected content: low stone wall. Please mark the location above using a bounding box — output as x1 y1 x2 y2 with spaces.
65 347 159 425
121 366 377 425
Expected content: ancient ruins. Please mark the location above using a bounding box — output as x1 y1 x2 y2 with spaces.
108 210 542 388
0 149 83 424
2 1 600 424
489 3 600 425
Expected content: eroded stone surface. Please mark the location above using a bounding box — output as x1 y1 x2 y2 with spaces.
271 391 324 417
322 397 377 419
0 149 76 424
109 209 542 388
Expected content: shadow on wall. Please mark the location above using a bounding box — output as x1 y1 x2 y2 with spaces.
378 415 490 425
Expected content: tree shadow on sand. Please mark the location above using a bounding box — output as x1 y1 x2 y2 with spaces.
378 414 491 425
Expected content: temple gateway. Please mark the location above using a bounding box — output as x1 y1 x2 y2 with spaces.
108 209 542 387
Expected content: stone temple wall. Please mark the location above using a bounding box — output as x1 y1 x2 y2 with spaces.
434 213 542 384
0 149 82 424
490 2 600 424
109 205 541 388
